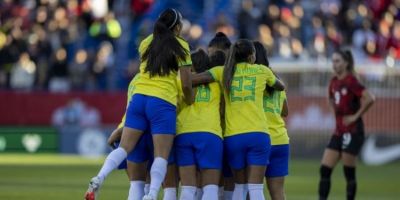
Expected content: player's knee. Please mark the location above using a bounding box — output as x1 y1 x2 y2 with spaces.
320 165 333 179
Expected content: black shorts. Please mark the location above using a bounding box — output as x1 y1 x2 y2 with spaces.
327 132 365 155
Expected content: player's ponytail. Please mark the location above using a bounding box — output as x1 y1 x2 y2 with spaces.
142 8 188 77
223 39 255 94
223 45 237 93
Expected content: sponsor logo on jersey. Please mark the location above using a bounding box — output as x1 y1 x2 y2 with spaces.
341 87 347 95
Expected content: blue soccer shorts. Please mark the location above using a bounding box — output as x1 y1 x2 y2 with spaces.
175 132 223 169
265 144 290 177
224 132 271 170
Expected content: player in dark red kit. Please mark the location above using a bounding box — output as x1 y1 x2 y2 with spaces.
318 49 375 200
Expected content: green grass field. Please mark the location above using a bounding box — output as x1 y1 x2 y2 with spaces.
0 154 399 200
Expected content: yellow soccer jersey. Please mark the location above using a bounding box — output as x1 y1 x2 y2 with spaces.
117 75 140 129
177 82 222 137
208 63 276 137
133 34 192 106
263 90 289 145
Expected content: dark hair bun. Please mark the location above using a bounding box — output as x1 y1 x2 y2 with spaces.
215 32 228 38
208 32 231 49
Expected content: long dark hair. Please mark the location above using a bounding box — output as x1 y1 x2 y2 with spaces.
142 8 188 77
253 41 269 67
223 39 255 93
253 41 274 95
191 49 210 73
334 49 355 74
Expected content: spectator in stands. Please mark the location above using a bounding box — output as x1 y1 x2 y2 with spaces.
10 52 36 90
91 41 114 90
69 49 90 90
352 20 375 59
0 0 399 92
89 12 122 45
48 48 70 92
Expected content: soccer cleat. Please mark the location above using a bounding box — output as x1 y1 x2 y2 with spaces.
142 194 156 200
84 192 95 200
84 176 103 200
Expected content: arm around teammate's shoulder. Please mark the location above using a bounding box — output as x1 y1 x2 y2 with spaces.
192 71 214 86
180 67 195 105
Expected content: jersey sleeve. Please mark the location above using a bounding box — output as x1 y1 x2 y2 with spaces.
262 66 277 86
138 35 153 57
208 66 223 82
177 38 192 67
117 114 126 129
348 76 365 97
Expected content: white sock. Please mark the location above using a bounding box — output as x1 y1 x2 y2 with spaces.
232 184 245 200
195 188 203 200
218 187 224 200
163 188 177 200
128 181 145 200
179 186 197 200
201 184 219 200
247 184 265 200
97 147 127 180
144 183 150 195
223 191 233 200
243 184 248 200
148 157 168 198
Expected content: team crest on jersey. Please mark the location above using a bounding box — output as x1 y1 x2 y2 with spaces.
341 88 347 95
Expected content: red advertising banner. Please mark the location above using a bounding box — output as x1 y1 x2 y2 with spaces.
0 91 399 133
0 91 126 125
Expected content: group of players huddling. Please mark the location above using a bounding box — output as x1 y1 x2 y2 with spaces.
84 8 374 200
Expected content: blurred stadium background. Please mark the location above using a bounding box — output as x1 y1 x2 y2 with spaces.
0 0 399 199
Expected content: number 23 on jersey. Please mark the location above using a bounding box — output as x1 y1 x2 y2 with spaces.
230 77 256 102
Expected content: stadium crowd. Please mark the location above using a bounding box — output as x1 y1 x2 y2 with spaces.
0 0 399 92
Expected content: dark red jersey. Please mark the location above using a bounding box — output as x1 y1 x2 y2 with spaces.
328 74 365 135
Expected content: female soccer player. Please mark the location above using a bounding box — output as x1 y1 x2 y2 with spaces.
85 8 194 200
318 50 375 200
106 74 154 200
193 39 285 200
175 49 223 200
106 75 177 200
207 32 235 200
254 41 290 200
